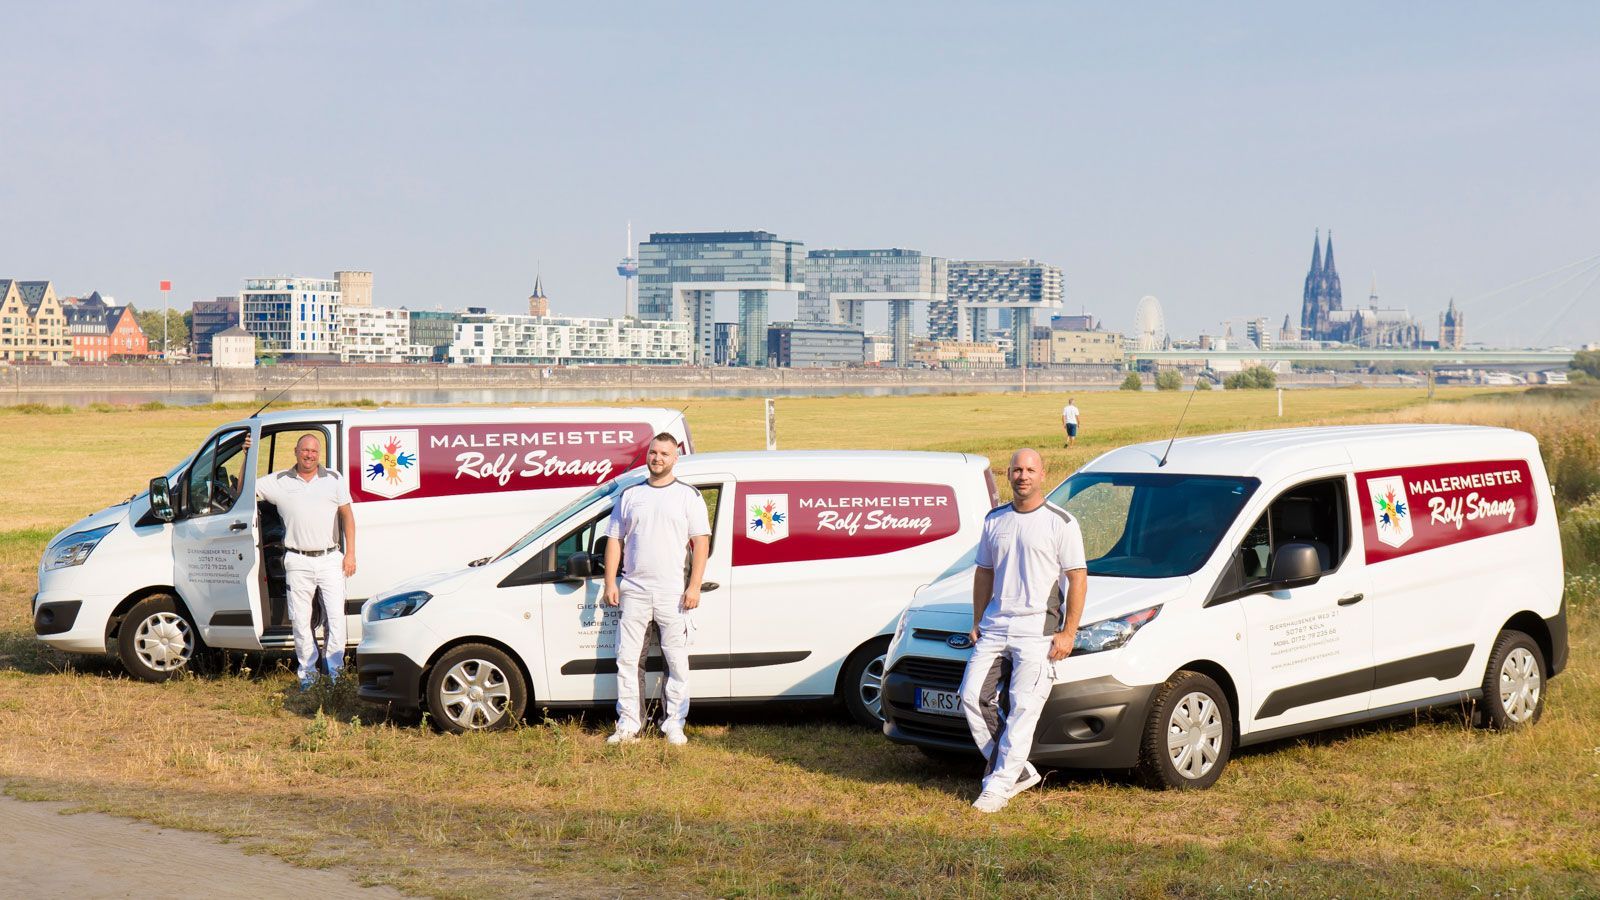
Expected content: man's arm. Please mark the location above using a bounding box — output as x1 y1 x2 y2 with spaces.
681 535 709 610
1049 568 1088 661
338 503 357 577
970 566 994 641
602 535 623 607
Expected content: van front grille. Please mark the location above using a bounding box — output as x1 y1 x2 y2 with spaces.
891 656 966 688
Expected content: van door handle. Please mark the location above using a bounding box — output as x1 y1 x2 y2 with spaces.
1337 593 1364 607
229 521 249 532
700 582 720 593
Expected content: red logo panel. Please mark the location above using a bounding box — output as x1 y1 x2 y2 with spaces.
733 480 962 566
348 422 653 503
1356 459 1538 564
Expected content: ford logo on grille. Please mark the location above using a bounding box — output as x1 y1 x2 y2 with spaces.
946 634 973 650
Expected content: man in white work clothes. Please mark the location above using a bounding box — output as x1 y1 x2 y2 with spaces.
602 433 710 746
959 448 1087 813
254 434 357 690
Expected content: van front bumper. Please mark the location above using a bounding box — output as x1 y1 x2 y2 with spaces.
32 589 121 654
357 653 424 708
883 656 1157 769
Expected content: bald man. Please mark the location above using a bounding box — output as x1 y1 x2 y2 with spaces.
960 448 1088 813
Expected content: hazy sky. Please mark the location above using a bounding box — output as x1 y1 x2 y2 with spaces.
4 2 1598 345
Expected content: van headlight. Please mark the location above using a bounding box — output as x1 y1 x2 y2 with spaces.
367 591 433 622
44 525 116 571
892 607 913 644
1073 605 1162 655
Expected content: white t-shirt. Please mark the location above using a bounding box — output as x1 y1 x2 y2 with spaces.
603 480 711 595
1062 404 1080 426
975 501 1088 637
256 467 352 553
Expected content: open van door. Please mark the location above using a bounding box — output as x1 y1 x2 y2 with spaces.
171 424 264 650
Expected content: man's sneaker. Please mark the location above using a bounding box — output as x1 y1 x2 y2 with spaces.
1008 763 1043 798
605 728 640 745
972 789 1010 814
298 678 315 692
662 726 688 746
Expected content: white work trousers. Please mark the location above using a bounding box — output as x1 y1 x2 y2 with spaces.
959 631 1055 795
284 550 347 683
614 589 693 733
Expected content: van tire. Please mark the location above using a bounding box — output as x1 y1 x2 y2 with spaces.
1136 670 1233 790
425 644 527 734
1478 630 1546 730
840 637 892 727
117 595 200 683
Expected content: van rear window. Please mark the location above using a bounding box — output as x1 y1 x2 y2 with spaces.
1049 473 1258 578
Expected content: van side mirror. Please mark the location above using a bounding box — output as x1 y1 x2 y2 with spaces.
1268 543 1322 590
149 477 175 523
566 553 600 580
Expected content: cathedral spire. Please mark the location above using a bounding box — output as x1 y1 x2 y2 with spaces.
1301 228 1324 337
1323 231 1342 312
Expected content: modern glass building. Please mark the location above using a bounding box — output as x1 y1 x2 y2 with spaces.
636 231 805 366
799 249 946 367
241 276 342 355
766 321 865 368
931 260 1064 367
190 297 240 360
408 309 464 361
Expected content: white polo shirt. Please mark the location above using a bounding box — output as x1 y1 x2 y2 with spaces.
603 480 711 595
976 500 1087 637
256 467 352 553
1062 404 1080 425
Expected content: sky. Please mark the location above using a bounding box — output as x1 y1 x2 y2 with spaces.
3 1 1598 346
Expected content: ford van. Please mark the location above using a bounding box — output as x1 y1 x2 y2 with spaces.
355 451 996 732
33 406 690 681
882 425 1568 788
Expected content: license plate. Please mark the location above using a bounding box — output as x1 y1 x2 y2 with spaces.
915 687 963 717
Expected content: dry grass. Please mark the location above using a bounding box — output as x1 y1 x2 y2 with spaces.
2 386 1597 897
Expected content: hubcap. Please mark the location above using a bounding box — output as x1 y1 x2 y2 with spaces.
1166 691 1224 780
1498 647 1541 723
859 654 886 721
439 659 512 729
134 612 193 672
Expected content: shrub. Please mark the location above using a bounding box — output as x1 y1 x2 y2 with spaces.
1561 495 1600 573
138 401 167 411
1570 349 1600 380
1155 369 1183 391
1224 366 1277 390
1194 378 1213 391
1120 372 1143 391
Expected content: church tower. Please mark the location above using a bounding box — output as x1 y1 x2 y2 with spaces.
527 273 550 317
1323 231 1343 315
1300 230 1323 339
1439 298 1465 349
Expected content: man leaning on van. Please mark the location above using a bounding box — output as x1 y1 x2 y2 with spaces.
253 433 358 690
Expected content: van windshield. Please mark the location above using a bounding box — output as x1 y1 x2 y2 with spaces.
491 472 645 563
1047 472 1258 578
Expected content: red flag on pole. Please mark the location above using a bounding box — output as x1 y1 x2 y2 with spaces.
159 280 172 291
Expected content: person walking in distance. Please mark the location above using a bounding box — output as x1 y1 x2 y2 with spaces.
1061 398 1081 448
253 433 357 690
959 448 1088 812
603 433 710 746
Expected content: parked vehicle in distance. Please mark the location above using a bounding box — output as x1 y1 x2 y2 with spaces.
882 425 1568 789
33 406 691 681
356 451 997 732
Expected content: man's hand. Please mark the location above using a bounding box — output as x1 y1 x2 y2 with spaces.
681 587 700 611
343 554 357 578
1049 629 1074 661
969 626 980 644
603 582 620 607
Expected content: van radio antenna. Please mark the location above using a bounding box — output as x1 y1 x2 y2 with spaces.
1157 388 1197 468
250 367 317 418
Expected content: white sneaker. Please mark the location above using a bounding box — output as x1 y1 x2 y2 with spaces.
1008 763 1042 798
662 726 688 746
605 728 640 745
972 789 1009 814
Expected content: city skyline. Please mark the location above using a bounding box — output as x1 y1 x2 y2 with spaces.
3 3 1597 346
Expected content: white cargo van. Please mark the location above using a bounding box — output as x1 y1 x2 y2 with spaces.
882 425 1568 789
355 451 996 732
33 406 691 681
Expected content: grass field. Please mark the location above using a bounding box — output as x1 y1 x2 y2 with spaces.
2 386 1597 897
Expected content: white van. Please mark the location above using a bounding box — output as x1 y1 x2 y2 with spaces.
33 406 691 681
882 425 1569 789
355 451 996 732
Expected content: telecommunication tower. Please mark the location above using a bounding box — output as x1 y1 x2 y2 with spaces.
616 221 639 318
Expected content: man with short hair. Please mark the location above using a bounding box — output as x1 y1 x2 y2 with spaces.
1061 398 1081 448
960 448 1088 813
254 433 357 690
602 433 710 746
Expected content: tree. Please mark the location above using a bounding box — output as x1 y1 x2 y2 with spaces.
1120 372 1144 391
1194 377 1213 391
1155 369 1182 391
1224 365 1277 390
133 308 188 356
1570 349 1600 381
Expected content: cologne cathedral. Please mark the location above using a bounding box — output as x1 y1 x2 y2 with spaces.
1299 231 1424 347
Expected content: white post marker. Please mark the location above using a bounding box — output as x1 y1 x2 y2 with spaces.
1277 387 1283 417
764 398 777 450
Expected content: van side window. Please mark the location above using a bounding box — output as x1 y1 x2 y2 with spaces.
257 426 333 480
698 486 722 552
185 428 249 517
1218 477 1350 598
553 513 611 574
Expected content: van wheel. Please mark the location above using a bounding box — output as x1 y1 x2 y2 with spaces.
425 644 527 734
1478 631 1546 729
117 595 199 683
1136 670 1233 790
840 637 892 727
